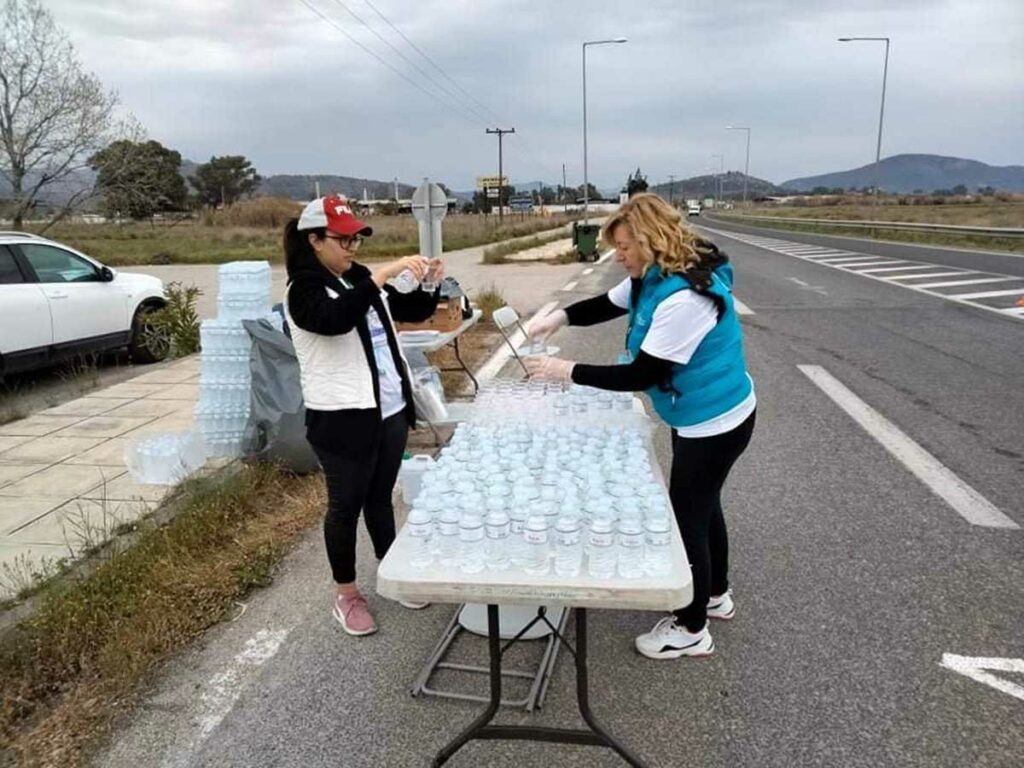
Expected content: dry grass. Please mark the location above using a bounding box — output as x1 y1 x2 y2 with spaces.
0 463 324 766
28 201 584 267
737 199 1024 228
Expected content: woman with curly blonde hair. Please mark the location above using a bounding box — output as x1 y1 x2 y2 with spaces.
526 192 756 660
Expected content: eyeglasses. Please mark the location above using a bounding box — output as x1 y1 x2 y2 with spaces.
324 234 364 249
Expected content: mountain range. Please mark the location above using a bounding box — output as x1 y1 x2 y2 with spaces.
780 154 1024 193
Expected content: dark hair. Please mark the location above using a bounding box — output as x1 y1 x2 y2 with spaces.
284 218 326 280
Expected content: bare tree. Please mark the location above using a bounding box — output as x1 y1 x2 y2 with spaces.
0 0 120 230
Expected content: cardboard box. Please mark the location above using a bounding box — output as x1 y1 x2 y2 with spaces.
395 300 463 333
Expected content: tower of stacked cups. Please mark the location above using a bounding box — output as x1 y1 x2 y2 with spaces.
194 261 279 458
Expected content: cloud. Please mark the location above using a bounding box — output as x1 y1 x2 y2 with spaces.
42 0 1024 190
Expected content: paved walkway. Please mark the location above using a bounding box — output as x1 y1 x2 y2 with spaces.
0 356 198 598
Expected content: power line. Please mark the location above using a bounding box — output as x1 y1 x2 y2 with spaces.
327 0 494 125
295 0 482 127
361 0 506 125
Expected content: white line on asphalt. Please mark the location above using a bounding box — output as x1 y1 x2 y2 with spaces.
1002 306 1024 316
475 301 559 382
582 268 594 275
197 628 290 743
832 260 904 268
945 287 1024 300
913 277 1019 289
854 265 940 274
597 248 615 264
562 281 578 292
816 257 897 265
798 365 1019 529
940 654 1024 701
886 271 972 281
733 298 755 315
789 278 809 286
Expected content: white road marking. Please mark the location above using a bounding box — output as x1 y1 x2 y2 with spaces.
597 248 615 264
946 287 1024 300
582 268 594 275
562 280 579 292
789 278 809 286
197 628 290 742
886 271 972 281
798 365 1019 529
914 277 1019 289
1001 306 1024 316
733 298 755 315
832 260 904 268
476 301 559 381
854 265 941 274
940 654 1024 701
815 256 895 265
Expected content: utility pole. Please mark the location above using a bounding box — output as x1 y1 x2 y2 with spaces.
562 163 567 203
393 177 398 201
668 175 676 205
486 127 515 222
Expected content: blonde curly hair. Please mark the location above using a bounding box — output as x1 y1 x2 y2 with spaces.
601 193 715 275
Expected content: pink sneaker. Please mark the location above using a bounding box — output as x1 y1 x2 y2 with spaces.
333 592 377 636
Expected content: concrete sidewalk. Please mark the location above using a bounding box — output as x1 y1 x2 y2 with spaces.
0 356 199 598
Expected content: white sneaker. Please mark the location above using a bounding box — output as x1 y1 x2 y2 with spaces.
398 599 430 610
707 589 735 620
634 617 714 660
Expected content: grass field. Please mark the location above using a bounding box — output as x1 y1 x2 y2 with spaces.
712 199 1024 253
22 199 584 267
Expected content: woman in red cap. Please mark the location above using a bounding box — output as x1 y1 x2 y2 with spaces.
283 195 443 636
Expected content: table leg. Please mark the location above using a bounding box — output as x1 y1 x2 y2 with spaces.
451 336 479 393
433 604 502 766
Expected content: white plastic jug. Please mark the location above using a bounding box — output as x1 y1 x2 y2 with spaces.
400 454 436 504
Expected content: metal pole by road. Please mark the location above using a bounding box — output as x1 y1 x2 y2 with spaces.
582 37 627 225
711 154 724 207
839 36 890 204
668 175 675 205
726 126 751 206
486 127 515 222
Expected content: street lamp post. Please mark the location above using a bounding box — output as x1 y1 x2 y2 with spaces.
726 126 751 206
711 153 724 206
583 37 627 225
838 36 890 203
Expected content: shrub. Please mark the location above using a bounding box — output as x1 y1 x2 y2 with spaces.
147 282 202 357
473 284 507 321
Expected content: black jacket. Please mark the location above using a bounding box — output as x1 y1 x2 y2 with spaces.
286 260 439 455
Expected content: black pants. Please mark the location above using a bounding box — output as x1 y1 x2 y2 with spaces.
670 410 756 632
312 413 409 584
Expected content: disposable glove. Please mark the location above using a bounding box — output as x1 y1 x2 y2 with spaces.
526 308 568 341
524 356 575 382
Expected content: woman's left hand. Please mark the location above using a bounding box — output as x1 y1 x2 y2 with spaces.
524 356 575 381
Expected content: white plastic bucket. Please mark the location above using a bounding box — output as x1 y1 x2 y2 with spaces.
400 454 435 504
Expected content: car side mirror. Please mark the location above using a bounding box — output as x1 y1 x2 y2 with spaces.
100 266 115 282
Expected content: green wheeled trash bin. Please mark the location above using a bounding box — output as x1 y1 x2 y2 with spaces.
572 222 601 262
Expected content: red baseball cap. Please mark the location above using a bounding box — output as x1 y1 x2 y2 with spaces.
297 195 373 237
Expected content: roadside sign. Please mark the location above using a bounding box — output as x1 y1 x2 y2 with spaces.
476 175 507 191
411 181 447 259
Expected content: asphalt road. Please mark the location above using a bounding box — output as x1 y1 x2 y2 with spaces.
96 229 1023 767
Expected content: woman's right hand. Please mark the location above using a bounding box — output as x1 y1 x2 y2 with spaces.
372 255 430 287
527 308 568 341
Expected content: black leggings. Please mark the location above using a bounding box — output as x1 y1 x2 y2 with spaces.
312 413 409 584
670 410 756 632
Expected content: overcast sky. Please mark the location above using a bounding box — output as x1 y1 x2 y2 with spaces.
46 0 1024 192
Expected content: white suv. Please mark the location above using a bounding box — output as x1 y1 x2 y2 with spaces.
0 232 167 378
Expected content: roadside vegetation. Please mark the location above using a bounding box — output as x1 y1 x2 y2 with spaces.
0 463 324 766
481 228 571 264
22 198 586 268
711 195 1024 253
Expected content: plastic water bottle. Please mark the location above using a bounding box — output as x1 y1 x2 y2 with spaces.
507 506 528 567
391 269 419 294
436 508 461 567
523 513 550 575
406 507 433 568
553 514 583 577
458 511 486 574
587 516 616 578
644 514 672 576
617 517 645 579
484 509 511 571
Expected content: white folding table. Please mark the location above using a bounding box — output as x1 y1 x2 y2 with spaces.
399 309 483 394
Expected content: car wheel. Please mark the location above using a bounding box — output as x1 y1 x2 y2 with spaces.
129 303 169 364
